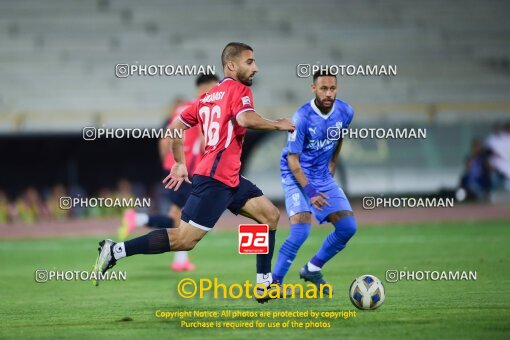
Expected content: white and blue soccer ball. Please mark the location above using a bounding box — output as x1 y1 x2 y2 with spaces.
349 274 385 310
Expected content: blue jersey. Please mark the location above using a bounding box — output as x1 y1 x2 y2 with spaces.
280 98 354 186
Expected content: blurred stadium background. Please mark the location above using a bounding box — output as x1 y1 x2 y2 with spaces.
1 0 509 226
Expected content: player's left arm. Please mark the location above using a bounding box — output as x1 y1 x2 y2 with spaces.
236 110 295 131
329 104 354 175
329 138 343 176
233 84 294 132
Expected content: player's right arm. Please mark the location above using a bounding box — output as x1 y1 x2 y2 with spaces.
288 153 329 210
162 103 199 191
168 118 188 164
286 113 329 210
162 118 191 191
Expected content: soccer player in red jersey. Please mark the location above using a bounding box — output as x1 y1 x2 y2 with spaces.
94 42 295 302
117 74 218 272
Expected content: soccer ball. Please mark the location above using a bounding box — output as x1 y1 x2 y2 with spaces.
349 274 385 310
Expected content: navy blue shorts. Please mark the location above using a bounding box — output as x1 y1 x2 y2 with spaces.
181 174 264 230
165 180 192 208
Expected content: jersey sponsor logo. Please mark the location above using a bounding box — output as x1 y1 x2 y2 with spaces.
238 224 269 254
241 96 251 106
200 91 225 103
307 138 336 151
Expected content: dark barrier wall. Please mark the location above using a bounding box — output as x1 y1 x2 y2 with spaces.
1 134 161 196
0 131 269 197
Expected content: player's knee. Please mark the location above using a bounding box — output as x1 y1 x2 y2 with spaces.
344 220 357 240
333 216 357 242
328 210 354 224
265 205 280 230
291 212 312 224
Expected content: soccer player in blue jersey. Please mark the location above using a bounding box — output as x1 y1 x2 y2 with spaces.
273 69 356 295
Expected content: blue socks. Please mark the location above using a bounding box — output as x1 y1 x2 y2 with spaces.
273 217 357 282
310 216 357 268
273 223 311 283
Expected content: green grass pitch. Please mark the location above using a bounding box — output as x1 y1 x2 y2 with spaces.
1 220 509 339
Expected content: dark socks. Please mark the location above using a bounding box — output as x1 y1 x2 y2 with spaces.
125 229 171 256
256 230 276 274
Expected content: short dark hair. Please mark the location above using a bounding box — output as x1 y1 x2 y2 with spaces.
221 42 253 68
313 68 337 83
195 73 219 87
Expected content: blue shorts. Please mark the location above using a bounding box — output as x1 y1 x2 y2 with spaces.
165 180 192 208
181 174 264 231
282 176 352 224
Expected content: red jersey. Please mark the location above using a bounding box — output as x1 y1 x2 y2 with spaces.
163 99 204 175
178 78 254 187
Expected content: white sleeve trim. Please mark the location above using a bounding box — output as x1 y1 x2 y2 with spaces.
188 219 212 231
235 107 254 118
177 116 192 128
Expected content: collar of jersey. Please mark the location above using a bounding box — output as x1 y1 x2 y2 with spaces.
310 99 335 119
218 77 234 84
